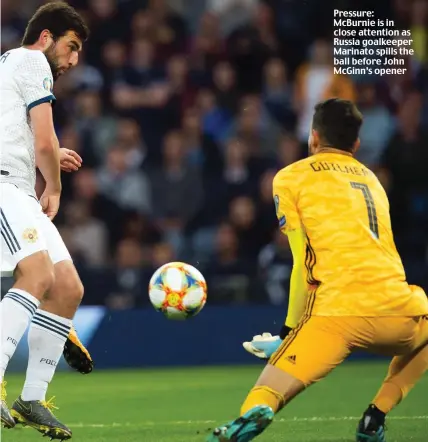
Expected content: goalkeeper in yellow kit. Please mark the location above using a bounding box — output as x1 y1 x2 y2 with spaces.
207 98 428 442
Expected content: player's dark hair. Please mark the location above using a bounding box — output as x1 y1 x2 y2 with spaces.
312 98 363 152
22 2 89 46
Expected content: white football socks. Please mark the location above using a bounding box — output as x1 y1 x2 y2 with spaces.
22 310 72 401
0 289 40 380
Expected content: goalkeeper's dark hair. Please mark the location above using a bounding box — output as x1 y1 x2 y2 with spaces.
312 98 363 152
22 2 89 45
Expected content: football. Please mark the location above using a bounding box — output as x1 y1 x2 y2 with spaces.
148 262 207 320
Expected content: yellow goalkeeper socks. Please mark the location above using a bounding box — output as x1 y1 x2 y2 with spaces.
240 386 284 416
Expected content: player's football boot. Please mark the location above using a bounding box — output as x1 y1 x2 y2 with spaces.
356 405 386 442
242 333 282 360
206 405 274 442
11 396 72 440
1 382 15 429
63 326 93 374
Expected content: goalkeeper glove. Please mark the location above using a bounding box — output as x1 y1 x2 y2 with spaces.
242 325 292 360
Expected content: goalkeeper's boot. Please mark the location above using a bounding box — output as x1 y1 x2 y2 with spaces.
206 405 274 442
356 405 386 442
11 396 72 440
63 326 93 374
1 382 15 429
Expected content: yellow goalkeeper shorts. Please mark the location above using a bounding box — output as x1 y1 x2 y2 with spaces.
269 315 428 386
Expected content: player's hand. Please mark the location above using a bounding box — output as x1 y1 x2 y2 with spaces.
60 148 82 172
40 192 60 221
242 333 283 360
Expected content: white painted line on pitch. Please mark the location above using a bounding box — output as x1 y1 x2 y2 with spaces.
61 415 428 428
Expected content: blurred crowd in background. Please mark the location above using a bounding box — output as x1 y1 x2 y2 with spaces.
1 0 428 309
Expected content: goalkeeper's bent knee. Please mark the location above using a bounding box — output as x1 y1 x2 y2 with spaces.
240 386 285 416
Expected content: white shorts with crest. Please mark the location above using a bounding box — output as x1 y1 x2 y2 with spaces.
1 183 71 276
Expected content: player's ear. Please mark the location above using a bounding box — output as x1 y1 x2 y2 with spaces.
352 138 361 154
311 129 320 150
39 30 53 49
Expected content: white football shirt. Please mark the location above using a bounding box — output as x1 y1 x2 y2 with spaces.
0 48 55 196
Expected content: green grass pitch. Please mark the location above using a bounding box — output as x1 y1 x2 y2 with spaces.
2 362 427 441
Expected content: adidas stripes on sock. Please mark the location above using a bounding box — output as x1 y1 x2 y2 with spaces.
1 289 40 379
22 310 72 401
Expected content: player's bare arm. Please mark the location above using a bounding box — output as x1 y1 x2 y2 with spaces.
31 102 61 220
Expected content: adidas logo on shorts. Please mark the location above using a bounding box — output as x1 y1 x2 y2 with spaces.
286 355 297 364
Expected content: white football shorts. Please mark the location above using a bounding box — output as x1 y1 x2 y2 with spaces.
0 183 71 276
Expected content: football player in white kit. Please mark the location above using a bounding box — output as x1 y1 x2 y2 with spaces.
0 3 92 439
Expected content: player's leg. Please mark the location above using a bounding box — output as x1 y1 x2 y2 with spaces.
357 316 428 442
12 214 86 440
1 252 53 430
41 262 92 375
0 185 54 429
1 254 54 377
19 261 82 399
11 262 81 440
207 316 353 441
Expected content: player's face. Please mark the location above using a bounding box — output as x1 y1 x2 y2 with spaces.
44 31 82 80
